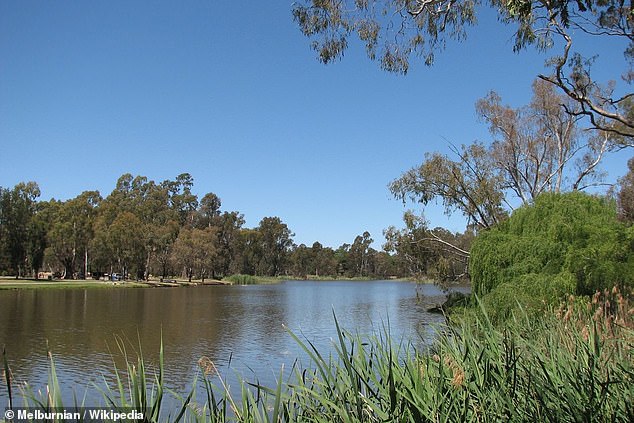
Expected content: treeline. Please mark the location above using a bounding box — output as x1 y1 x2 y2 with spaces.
0 173 465 281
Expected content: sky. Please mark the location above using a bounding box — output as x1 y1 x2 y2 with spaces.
1 1 631 249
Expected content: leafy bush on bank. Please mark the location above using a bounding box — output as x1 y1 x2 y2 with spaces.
470 192 634 320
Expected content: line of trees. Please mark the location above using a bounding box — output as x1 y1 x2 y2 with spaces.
0 173 463 281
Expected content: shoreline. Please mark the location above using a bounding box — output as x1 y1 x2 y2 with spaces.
0 275 461 290
0 277 230 290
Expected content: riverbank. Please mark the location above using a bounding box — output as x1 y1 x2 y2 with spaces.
0 275 439 290
0 276 231 290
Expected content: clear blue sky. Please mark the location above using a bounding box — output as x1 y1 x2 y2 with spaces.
1 1 630 249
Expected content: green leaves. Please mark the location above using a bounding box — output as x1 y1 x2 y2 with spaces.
470 192 634 320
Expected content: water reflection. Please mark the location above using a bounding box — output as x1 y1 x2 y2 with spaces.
0 280 461 406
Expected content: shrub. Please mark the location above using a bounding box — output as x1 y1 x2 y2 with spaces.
470 192 634 318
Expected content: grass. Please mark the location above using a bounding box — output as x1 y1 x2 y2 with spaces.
2 288 632 422
0 279 148 290
224 274 282 285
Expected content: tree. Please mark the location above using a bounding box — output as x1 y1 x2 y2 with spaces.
46 191 101 279
292 0 633 139
384 211 471 280
235 228 263 275
0 182 41 278
349 231 374 276
197 192 222 228
617 156 634 222
291 243 314 278
311 241 338 276
171 227 218 282
390 142 506 230
256 217 295 276
92 211 145 280
478 80 616 197
390 80 619 231
470 192 634 318
163 173 199 226
28 200 54 278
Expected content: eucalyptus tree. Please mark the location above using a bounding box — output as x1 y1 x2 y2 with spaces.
291 243 314 277
311 241 338 276
391 80 620 232
235 228 263 275
292 0 633 139
617 156 634 222
349 231 374 277
171 226 218 282
162 173 199 226
46 191 101 279
256 217 295 276
0 182 41 278
28 199 54 277
214 211 245 278
197 192 222 228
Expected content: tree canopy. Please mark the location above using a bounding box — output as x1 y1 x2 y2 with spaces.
293 0 633 139
470 191 634 318
0 174 421 281
390 79 617 230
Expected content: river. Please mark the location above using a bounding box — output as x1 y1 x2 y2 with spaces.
0 280 464 409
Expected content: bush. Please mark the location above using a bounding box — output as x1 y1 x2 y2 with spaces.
470 192 634 318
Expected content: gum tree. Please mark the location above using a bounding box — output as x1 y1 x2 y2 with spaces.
293 0 633 140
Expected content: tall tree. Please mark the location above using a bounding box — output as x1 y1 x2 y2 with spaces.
214 211 245 278
163 173 199 226
28 199 55 278
235 228 262 275
292 0 633 139
197 192 222 228
390 142 506 230
291 244 314 278
477 80 615 197
311 241 338 277
257 217 294 276
349 231 374 277
390 80 618 232
0 182 41 278
171 227 218 282
46 191 101 279
617 156 634 222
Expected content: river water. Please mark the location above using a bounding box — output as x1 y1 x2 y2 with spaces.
0 280 462 408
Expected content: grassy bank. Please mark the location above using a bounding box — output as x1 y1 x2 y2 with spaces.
2 289 631 422
0 278 148 290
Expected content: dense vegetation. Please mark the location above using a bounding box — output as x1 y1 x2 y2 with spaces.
0 174 463 282
470 192 634 320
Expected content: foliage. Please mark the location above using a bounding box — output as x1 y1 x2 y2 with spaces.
0 174 423 281
470 192 634 318
4 293 633 421
617 156 634 222
384 211 472 281
256 217 294 277
0 182 42 278
292 0 634 138
391 81 621 234
390 142 506 230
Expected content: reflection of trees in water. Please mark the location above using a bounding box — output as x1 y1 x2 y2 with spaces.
0 281 457 406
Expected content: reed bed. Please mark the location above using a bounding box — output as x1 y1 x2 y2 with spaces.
2 289 632 422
